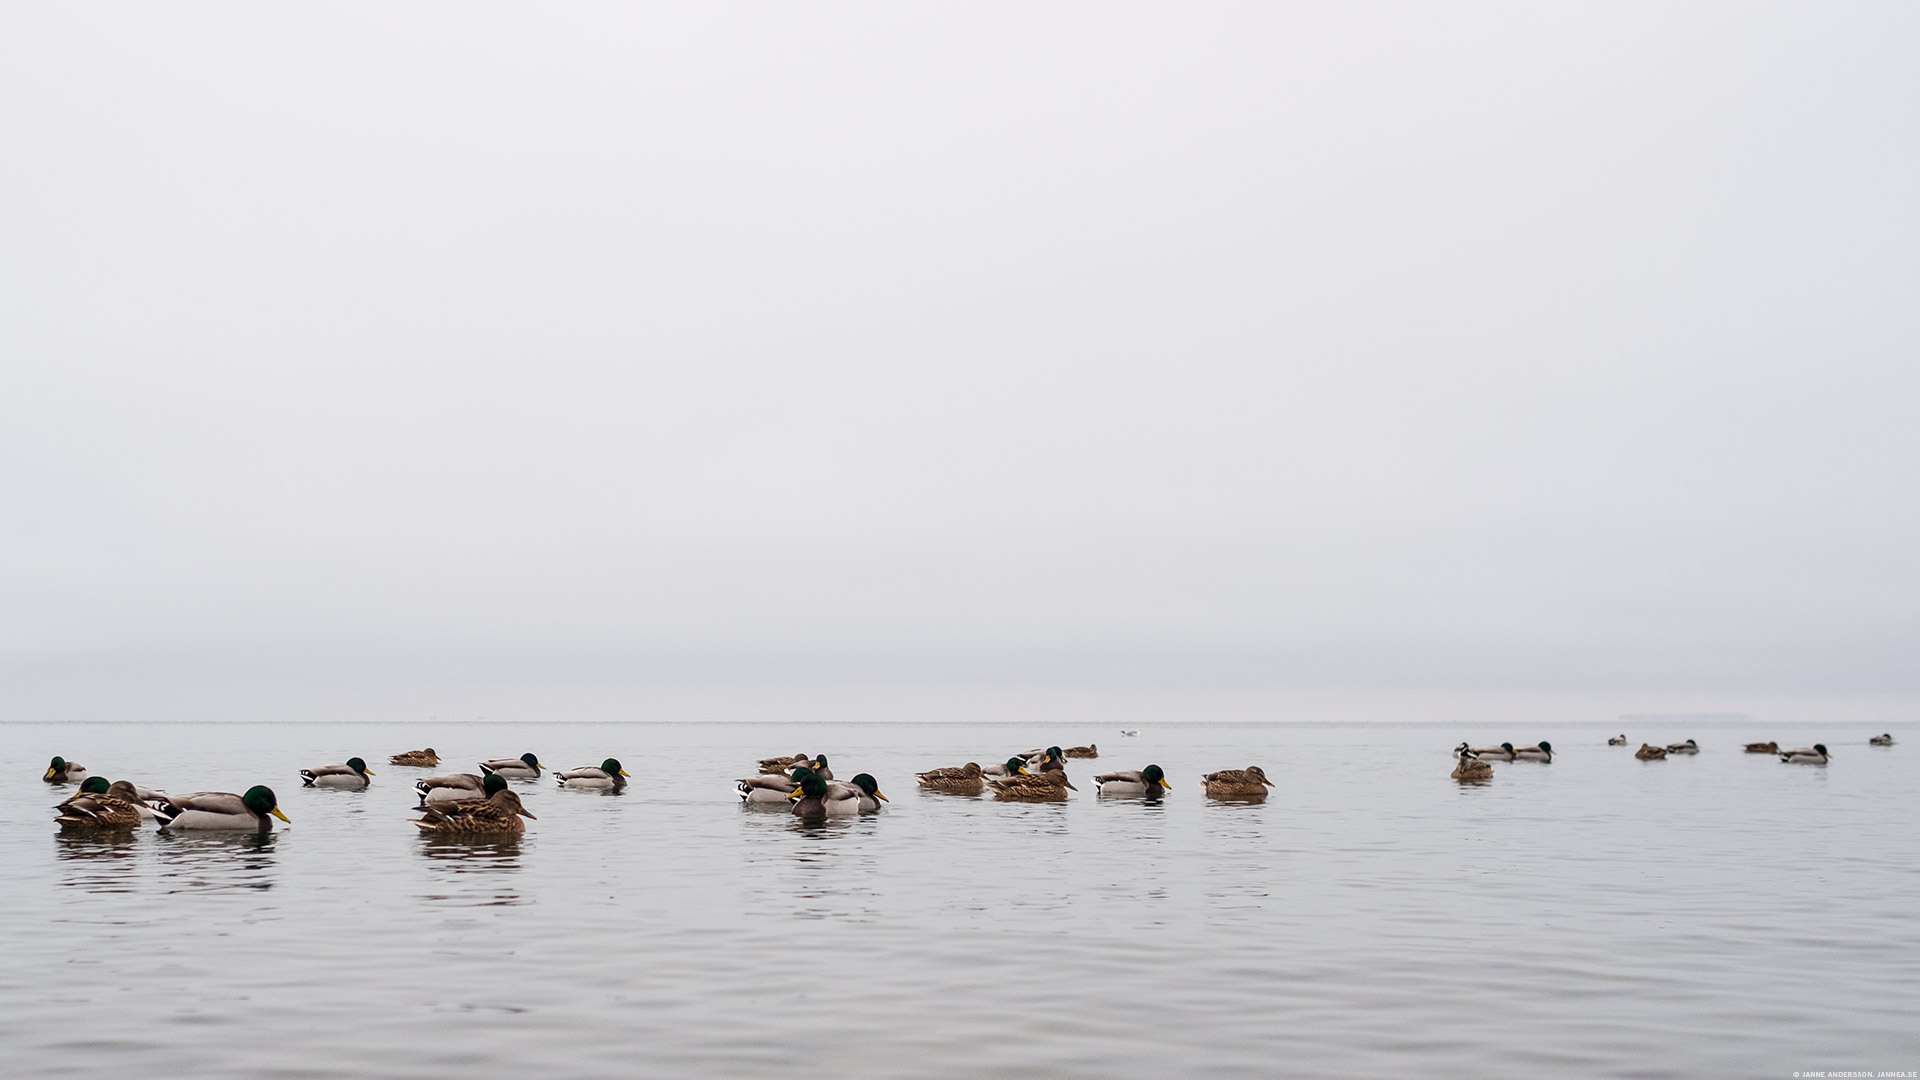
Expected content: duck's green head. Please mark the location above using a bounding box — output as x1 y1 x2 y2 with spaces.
79 775 110 795
45 756 68 778
484 773 510 796
243 786 290 823
811 755 829 770
1814 743 1829 755
1143 764 1168 789
1501 743 1515 753
850 773 888 802
347 757 373 775
601 758 628 777
788 771 830 799
1537 742 1552 753
1005 757 1029 776
1046 746 1064 762
520 753 542 769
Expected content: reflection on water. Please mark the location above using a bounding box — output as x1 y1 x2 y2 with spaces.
150 831 279 892
53 831 144 894
1 718 1914 1080
416 836 524 906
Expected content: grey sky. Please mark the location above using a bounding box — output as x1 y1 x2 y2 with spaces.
3 3 1917 720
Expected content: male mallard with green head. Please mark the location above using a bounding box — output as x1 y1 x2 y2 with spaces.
1780 744 1830 764
1202 765 1272 798
389 748 439 767
832 773 888 813
155 787 290 833
1664 739 1699 755
1469 743 1516 761
412 774 536 835
53 777 144 830
1095 765 1170 796
301 757 374 789
1869 733 1894 746
1512 742 1553 762
555 758 629 792
478 753 544 779
787 768 860 818
43 757 88 784
915 762 984 794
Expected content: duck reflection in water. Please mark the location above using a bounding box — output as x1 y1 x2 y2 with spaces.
54 831 142 894
416 838 524 906
150 831 280 892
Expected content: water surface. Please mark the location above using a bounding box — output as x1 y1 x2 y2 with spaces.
2 721 1914 1078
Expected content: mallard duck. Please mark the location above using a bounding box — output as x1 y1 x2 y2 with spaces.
805 755 835 782
915 762 984 794
1869 733 1894 746
1607 734 1627 745
554 758 629 792
1512 742 1553 762
834 773 888 813
155 787 289 832
412 774 535 835
758 752 811 773
478 753 544 779
787 768 863 818
389 748 439 767
1743 741 1779 754
1780 744 1830 764
43 756 88 784
416 773 487 804
1202 765 1272 797
1635 743 1667 760
983 754 1041 780
1451 753 1494 781
1469 743 1516 761
1064 744 1098 759
1095 765 1170 796
53 777 144 829
301 757 374 789
1664 739 1699 755
988 763 1076 801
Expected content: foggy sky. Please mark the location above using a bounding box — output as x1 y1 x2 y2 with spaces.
3 3 1917 721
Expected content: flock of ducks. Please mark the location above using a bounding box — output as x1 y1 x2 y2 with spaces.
740 745 1274 814
1451 733 1893 779
42 729 1894 831
42 740 1272 836
41 747 605 836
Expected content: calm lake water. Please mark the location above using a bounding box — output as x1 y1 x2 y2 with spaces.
2 720 1914 1079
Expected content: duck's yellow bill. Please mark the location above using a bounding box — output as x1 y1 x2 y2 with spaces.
875 791 889 802
363 768 375 776
270 807 292 823
619 770 631 777
44 768 55 779
787 788 802 800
